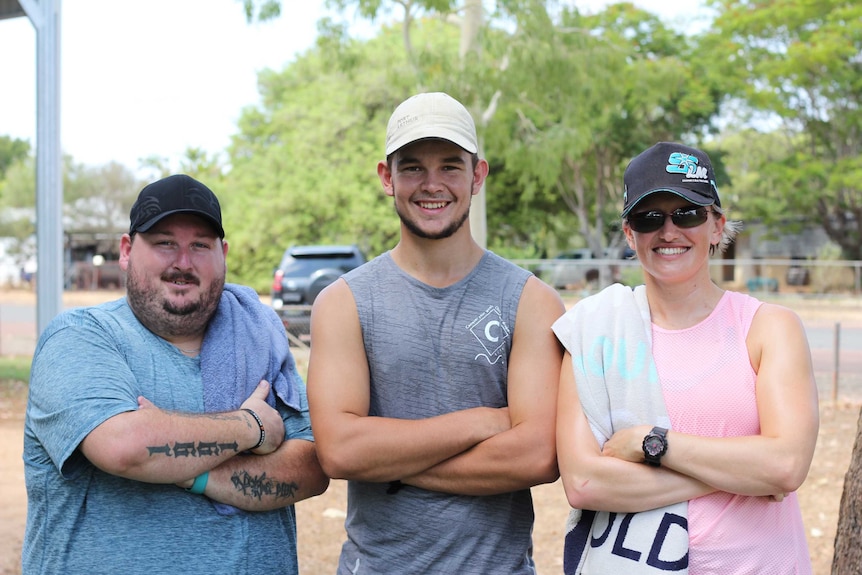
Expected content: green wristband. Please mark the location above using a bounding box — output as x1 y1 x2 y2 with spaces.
186 471 209 495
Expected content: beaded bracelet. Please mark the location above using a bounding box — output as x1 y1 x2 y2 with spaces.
242 408 266 450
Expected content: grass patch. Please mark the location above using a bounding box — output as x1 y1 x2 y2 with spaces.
0 356 31 396
0 356 31 381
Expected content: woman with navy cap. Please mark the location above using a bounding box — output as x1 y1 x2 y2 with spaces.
553 142 818 574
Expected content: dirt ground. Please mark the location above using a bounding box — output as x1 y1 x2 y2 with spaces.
1 290 860 574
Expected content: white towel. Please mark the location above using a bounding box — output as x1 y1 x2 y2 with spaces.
552 283 689 574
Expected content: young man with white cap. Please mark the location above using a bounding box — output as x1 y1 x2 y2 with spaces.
307 92 565 573
23 174 329 575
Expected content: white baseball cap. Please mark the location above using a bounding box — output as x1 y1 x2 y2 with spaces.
385 92 478 155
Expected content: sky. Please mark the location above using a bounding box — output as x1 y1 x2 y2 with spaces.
0 0 706 175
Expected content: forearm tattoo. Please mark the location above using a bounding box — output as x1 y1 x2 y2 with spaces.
146 441 240 458
231 470 299 501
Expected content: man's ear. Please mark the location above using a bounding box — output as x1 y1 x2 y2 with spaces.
119 234 133 271
472 158 490 195
378 160 395 197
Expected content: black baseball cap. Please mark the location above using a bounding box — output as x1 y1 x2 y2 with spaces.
129 174 224 237
622 142 721 217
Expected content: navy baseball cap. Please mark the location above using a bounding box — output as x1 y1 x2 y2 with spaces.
622 142 721 217
129 174 224 237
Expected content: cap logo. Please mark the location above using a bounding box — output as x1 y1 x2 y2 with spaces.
395 114 418 130
134 196 164 224
667 152 709 181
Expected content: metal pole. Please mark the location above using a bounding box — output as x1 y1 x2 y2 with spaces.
25 0 64 335
832 322 840 406
855 262 861 295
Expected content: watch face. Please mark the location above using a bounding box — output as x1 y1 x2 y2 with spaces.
644 436 664 456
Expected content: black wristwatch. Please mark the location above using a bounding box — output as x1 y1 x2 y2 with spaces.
642 426 668 467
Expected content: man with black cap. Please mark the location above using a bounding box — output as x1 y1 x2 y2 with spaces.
22 174 328 575
306 92 565 573
553 142 817 574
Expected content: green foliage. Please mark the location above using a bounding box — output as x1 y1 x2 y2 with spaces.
222 0 765 286
0 152 145 267
0 356 31 384
224 52 382 287
222 18 478 289
64 161 144 234
240 0 281 22
0 135 30 178
326 0 459 21
4 0 859 293
485 3 722 258
0 154 35 209
706 0 862 257
712 130 784 216
0 153 36 263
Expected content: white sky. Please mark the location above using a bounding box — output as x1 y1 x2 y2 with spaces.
0 0 705 173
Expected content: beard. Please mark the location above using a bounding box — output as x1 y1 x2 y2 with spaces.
393 183 473 240
125 260 224 340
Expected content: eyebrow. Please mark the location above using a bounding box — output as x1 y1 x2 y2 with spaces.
144 228 218 241
398 154 467 166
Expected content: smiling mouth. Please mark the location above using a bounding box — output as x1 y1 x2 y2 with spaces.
163 273 199 287
418 201 447 209
655 247 689 255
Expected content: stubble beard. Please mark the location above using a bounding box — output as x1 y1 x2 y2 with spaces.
394 182 473 240
126 260 224 339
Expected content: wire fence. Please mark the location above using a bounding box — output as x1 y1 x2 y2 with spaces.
4 258 861 403
519 257 862 406
280 258 862 403
512 257 862 297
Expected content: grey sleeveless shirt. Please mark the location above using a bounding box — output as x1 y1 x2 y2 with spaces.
338 250 537 575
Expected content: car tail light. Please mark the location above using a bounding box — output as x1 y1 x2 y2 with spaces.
272 269 284 292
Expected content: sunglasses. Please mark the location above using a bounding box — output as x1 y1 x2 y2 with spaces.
627 206 711 234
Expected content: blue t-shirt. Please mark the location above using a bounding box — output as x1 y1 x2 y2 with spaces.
22 298 312 575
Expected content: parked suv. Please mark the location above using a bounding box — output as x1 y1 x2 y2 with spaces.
271 244 366 343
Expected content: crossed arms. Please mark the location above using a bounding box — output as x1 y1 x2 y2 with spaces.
557 302 819 513
306 276 565 496
81 379 329 511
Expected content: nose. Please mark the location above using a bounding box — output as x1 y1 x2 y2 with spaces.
420 170 446 193
657 214 682 238
172 246 194 269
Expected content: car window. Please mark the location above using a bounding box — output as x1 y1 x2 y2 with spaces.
279 253 362 277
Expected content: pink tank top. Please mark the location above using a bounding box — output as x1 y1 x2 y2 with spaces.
652 291 812 574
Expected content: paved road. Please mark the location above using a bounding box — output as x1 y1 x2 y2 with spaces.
0 300 95 356
804 321 862 403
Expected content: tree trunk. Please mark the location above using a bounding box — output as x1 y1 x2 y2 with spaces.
461 0 487 248
459 0 482 60
832 406 862 573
